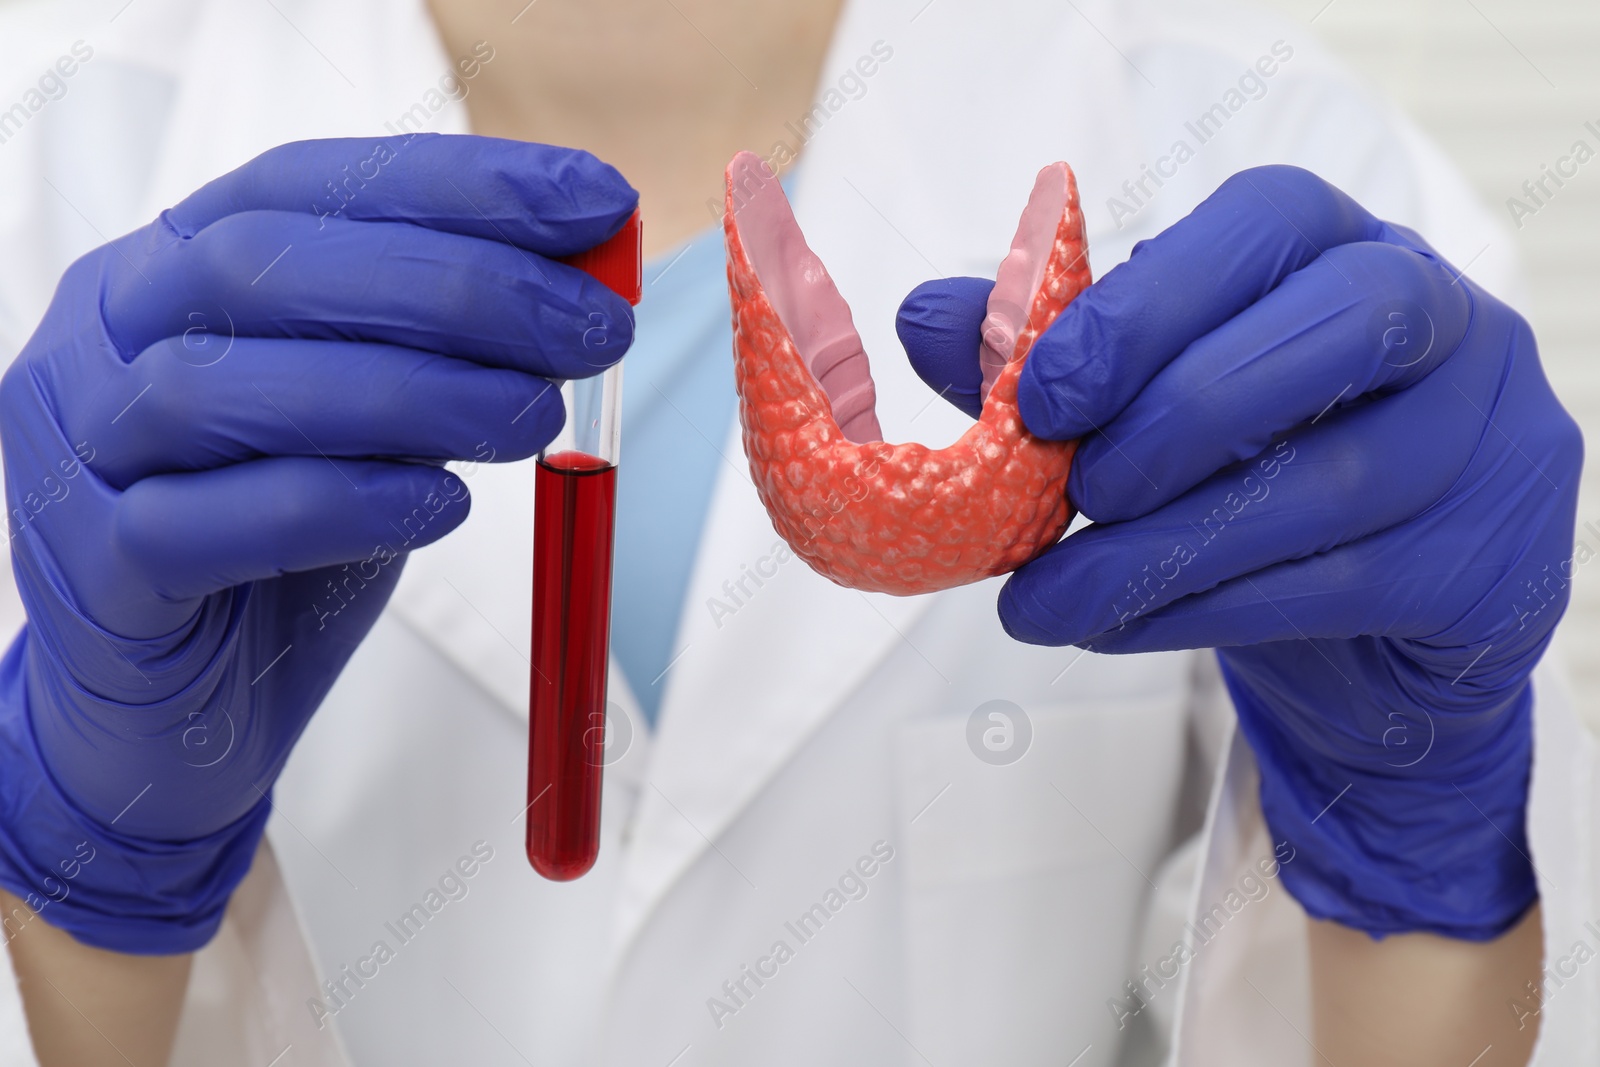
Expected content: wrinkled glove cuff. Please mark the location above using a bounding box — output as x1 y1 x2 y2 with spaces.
0 633 270 955
1219 657 1538 941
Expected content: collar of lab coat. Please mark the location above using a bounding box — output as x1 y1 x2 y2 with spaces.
131 0 1149 940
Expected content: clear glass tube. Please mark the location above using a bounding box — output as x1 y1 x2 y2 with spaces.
526 365 622 880
542 365 623 467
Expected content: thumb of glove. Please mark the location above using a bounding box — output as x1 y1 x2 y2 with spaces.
894 276 994 419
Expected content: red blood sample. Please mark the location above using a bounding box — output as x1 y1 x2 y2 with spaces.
526 451 617 881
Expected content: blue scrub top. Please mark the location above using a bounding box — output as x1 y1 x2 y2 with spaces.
610 218 741 728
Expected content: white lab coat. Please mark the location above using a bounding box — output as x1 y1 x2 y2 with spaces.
0 1 1595 1065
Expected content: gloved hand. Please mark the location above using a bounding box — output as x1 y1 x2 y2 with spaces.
0 135 637 953
897 166 1582 940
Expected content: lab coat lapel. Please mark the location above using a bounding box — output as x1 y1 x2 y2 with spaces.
613 411 937 945
612 0 1144 944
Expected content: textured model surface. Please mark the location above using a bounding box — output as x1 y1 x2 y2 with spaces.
723 152 1091 595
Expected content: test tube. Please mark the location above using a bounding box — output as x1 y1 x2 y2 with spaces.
527 211 641 881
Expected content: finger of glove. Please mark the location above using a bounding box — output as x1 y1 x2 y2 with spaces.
998 359 1495 647
1018 166 1389 440
73 338 565 490
1077 543 1427 656
1092 537 1553 711
895 277 994 419
164 135 638 257
103 210 633 377
1071 241 1471 522
113 458 469 603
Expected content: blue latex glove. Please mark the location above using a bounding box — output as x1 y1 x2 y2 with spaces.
0 135 637 953
898 166 1582 940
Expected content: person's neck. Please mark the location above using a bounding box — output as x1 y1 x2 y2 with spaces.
428 0 845 256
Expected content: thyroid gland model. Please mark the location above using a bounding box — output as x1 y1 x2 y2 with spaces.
722 151 1092 596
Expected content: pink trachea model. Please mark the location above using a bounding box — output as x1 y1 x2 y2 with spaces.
722 151 1092 596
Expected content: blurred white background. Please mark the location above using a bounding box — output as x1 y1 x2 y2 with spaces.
1260 0 1600 731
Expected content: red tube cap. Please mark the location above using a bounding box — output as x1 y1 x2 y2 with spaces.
559 208 642 306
